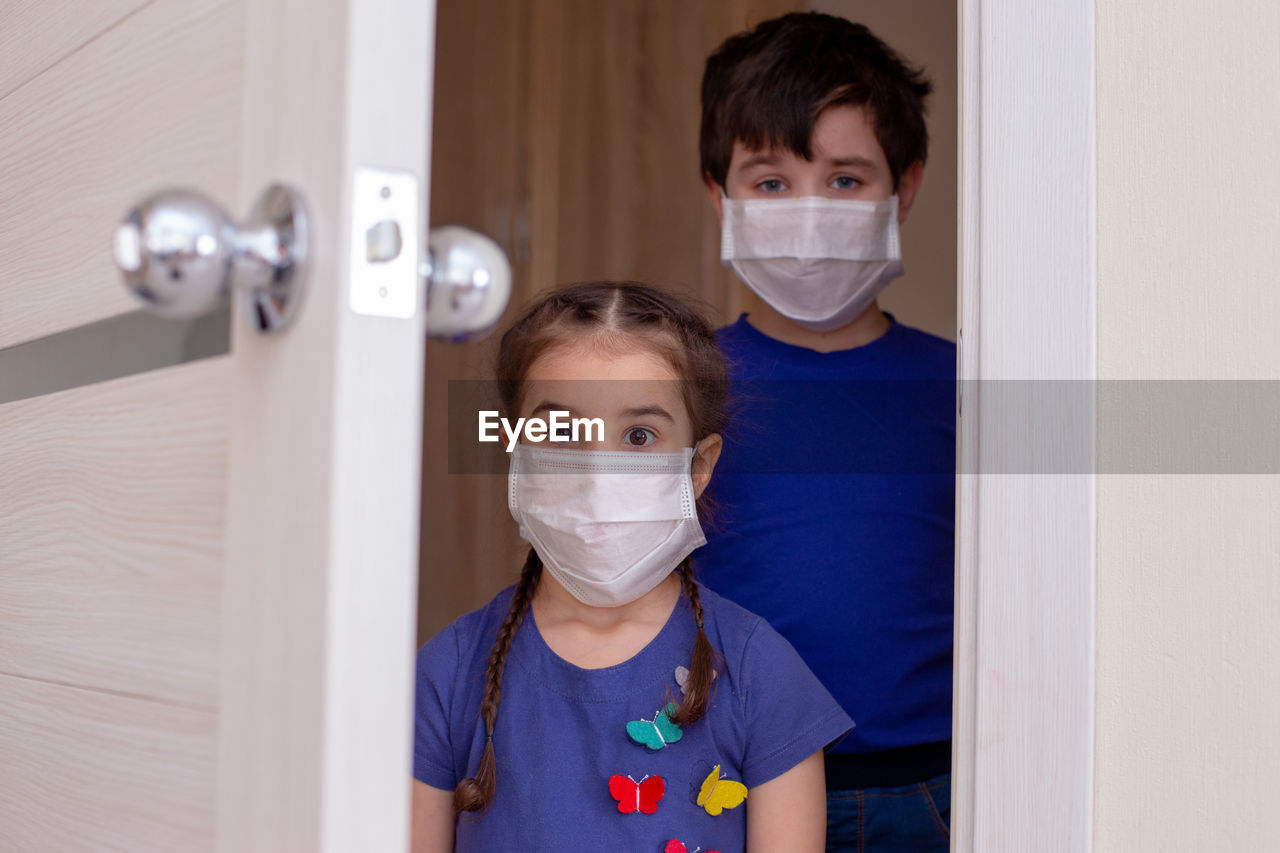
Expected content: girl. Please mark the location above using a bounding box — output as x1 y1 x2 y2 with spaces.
412 282 852 852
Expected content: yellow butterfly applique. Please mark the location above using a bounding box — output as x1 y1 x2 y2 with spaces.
696 764 748 816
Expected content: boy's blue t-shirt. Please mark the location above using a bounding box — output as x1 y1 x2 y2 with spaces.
415 583 852 852
696 314 955 756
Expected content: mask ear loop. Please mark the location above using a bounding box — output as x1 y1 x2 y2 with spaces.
688 441 706 554
681 448 707 635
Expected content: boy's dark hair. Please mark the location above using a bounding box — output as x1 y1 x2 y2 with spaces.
700 12 933 191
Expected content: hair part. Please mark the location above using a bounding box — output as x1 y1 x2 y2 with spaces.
700 12 933 191
495 281 728 451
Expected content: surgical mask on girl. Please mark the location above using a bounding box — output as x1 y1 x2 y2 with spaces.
720 194 904 332
507 443 706 607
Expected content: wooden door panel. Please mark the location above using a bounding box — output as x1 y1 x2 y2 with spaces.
0 0 153 98
1 0 429 847
0 673 216 851
0 358 227 707
0 0 242 348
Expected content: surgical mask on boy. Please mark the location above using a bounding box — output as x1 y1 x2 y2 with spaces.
720 194 904 332
508 443 706 608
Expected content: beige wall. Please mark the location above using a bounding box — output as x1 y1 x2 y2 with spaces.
810 0 957 341
1096 1 1280 848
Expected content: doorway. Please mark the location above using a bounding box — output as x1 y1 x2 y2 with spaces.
415 0 964 847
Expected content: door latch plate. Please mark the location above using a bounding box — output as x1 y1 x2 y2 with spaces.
348 167 419 318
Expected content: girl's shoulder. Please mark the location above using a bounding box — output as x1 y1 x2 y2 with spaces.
696 581 836 697
696 582 855 786
694 582 765 642
695 583 790 672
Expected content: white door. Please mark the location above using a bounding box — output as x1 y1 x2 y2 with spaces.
0 1 437 849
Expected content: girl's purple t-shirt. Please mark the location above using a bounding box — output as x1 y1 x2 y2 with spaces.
414 583 853 852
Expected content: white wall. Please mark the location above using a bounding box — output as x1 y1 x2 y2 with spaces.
1095 1 1280 848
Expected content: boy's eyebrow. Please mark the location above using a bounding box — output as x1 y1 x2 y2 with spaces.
735 152 782 171
621 404 675 422
826 155 879 171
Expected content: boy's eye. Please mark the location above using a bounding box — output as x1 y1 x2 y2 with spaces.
624 427 657 447
831 175 860 190
756 178 786 193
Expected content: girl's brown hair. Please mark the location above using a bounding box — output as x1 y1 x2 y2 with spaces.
453 281 729 814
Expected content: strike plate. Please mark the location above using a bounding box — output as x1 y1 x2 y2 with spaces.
348 167 420 319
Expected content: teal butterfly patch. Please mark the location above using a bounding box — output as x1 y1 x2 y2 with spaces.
627 702 683 750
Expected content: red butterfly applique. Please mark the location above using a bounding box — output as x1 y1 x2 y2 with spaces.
608 773 664 814
665 841 720 853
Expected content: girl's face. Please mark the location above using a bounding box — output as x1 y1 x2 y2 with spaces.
518 341 721 496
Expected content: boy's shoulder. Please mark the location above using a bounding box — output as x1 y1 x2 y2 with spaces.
892 321 957 362
894 320 955 347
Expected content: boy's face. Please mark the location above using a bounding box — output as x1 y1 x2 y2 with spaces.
706 103 923 224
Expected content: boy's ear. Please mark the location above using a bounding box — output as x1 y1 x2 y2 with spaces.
896 160 925 225
703 173 724 221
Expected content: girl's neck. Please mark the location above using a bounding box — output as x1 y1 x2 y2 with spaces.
531 571 682 669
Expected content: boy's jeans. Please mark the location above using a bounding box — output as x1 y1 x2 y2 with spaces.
826 773 951 852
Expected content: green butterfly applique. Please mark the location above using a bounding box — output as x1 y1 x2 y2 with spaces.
626 702 683 750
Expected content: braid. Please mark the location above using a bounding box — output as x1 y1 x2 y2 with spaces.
454 548 543 813
669 559 718 726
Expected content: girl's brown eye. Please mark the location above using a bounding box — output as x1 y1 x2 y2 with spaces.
626 427 655 446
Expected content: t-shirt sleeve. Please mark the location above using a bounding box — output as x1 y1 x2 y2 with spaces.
736 617 855 789
413 623 461 791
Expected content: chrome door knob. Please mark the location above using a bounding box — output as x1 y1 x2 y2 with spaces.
113 184 308 333
423 226 511 340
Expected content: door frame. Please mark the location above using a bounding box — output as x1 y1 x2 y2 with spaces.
954 0 1096 850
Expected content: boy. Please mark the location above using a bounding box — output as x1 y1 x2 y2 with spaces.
693 13 955 852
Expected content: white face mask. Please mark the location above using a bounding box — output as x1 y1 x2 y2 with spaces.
508 444 706 608
721 194 904 332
